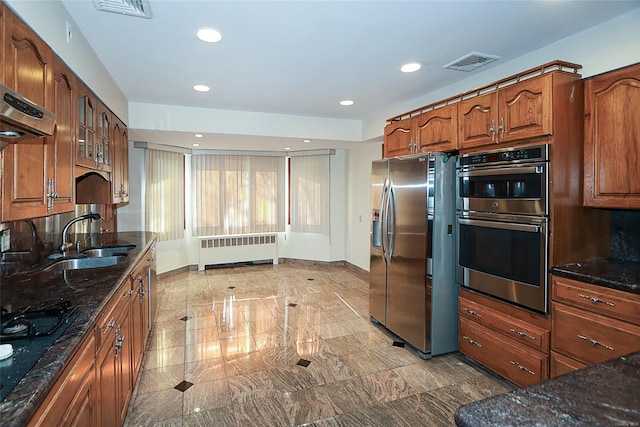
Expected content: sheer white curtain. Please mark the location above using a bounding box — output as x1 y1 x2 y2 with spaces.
145 150 185 241
192 154 285 236
290 155 330 234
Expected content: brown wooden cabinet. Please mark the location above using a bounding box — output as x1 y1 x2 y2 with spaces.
458 73 555 150
47 55 75 214
414 104 458 153
76 81 98 170
583 62 640 208
550 275 640 377
27 332 96 426
1 7 53 221
111 116 130 204
458 289 550 387
96 101 113 173
96 279 134 427
383 117 413 158
28 249 154 426
383 105 458 158
131 251 151 375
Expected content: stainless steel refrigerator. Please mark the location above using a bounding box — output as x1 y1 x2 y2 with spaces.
370 153 458 358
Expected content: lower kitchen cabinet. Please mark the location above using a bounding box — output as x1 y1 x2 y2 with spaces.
27 332 96 426
27 250 153 427
131 249 151 375
551 275 640 375
458 289 550 387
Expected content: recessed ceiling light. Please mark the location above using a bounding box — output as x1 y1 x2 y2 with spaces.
401 62 422 73
194 133 204 138
303 139 311 143
192 143 200 147
285 147 291 150
340 100 354 106
193 84 210 92
197 27 222 43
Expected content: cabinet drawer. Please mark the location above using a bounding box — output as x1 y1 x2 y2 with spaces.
552 275 640 325
96 281 133 350
459 295 549 352
459 317 548 387
551 303 640 365
550 350 587 378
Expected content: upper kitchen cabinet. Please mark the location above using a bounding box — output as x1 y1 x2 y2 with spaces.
414 104 458 153
458 73 554 150
46 55 75 214
384 104 458 158
583 62 640 209
3 6 52 108
1 7 54 221
111 115 129 204
96 100 112 173
457 62 581 151
1 3 5 84
76 81 97 170
383 117 413 158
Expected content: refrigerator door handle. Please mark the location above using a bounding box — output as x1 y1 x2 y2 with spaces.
388 183 396 262
380 178 390 264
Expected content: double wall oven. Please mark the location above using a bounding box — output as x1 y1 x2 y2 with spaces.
456 145 550 313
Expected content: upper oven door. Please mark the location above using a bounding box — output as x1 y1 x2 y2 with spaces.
456 163 548 215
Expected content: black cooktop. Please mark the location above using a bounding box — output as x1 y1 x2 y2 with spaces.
0 300 78 401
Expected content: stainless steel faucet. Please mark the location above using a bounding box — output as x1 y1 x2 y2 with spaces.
59 213 103 255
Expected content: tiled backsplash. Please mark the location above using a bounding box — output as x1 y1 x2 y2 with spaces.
610 210 640 263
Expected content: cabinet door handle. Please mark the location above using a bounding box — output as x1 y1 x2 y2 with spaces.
462 307 481 318
498 116 505 140
102 320 116 334
489 119 495 142
509 328 535 340
510 360 535 375
577 335 614 351
462 335 482 347
578 294 615 307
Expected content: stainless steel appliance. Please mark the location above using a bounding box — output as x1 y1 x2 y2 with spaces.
370 153 458 358
456 145 550 313
0 84 56 150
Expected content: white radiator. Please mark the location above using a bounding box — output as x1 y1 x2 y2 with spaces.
197 234 278 271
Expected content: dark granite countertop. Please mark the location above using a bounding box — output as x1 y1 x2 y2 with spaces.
551 258 640 295
455 351 640 426
0 231 155 427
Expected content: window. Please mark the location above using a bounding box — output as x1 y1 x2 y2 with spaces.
192 155 285 236
145 150 185 241
290 155 330 234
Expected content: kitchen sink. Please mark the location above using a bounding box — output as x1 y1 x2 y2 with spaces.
81 244 135 258
44 254 127 272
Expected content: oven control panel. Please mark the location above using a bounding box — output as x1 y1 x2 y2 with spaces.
458 145 547 167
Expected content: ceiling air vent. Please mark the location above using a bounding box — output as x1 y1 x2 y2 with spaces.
92 0 152 19
443 52 500 72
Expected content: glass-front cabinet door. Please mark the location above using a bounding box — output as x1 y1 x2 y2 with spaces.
97 101 112 172
76 82 97 169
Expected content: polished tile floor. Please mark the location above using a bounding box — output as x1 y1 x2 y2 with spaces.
124 264 513 426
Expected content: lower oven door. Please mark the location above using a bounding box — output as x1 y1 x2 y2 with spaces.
456 213 548 313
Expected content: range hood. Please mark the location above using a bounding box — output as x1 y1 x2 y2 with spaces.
0 84 56 150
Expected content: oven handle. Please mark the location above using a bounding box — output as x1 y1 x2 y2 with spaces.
458 164 546 177
458 217 544 233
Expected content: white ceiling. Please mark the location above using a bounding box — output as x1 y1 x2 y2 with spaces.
59 0 639 151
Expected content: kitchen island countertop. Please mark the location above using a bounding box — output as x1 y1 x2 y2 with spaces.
0 231 155 427
455 351 640 426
